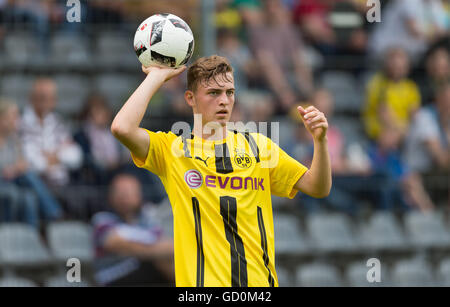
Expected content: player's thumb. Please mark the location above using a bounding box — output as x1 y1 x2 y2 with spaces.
176 65 187 74
297 106 307 121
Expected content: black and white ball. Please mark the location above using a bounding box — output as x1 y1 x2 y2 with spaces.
134 13 194 68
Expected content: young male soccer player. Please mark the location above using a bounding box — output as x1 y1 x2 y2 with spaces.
111 55 331 287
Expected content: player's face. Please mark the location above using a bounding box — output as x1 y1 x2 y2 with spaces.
187 72 235 127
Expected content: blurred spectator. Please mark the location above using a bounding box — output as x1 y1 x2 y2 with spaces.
231 0 264 27
404 82 449 187
287 90 372 214
368 0 448 63
363 47 421 141
368 128 434 212
328 1 368 58
417 47 450 105
217 27 256 91
92 174 174 286
21 77 83 187
0 98 39 227
292 0 336 54
247 0 314 112
310 89 370 175
0 98 62 227
237 90 275 122
215 0 242 33
288 88 432 213
74 93 127 186
86 0 125 27
0 0 64 51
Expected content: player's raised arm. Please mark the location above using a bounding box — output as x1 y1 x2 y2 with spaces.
111 65 186 161
294 105 332 198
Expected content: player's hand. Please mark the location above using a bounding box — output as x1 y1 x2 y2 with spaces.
142 65 187 82
297 105 328 142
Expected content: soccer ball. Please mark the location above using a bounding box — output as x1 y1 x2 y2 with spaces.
133 13 194 68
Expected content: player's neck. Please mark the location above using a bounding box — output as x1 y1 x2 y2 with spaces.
192 122 228 141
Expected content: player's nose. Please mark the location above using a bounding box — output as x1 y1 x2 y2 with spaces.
218 92 230 105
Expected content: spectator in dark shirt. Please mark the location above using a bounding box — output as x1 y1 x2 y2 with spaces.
92 173 174 286
417 47 450 105
74 93 127 186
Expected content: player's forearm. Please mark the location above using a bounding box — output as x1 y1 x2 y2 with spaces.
305 138 332 198
111 74 164 136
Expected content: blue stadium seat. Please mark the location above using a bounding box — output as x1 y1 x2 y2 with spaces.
54 74 90 116
95 32 138 70
358 211 410 252
320 71 362 113
275 266 293 287
332 116 367 148
50 33 91 70
404 211 450 250
47 221 94 264
0 276 37 287
0 74 34 109
392 258 435 287
44 274 91 287
94 73 141 111
437 258 450 286
0 223 53 269
3 32 40 69
295 263 342 287
273 213 311 256
306 212 359 254
345 260 391 287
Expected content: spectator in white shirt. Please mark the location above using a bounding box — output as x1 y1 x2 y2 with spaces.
405 82 450 173
21 77 83 186
368 0 448 63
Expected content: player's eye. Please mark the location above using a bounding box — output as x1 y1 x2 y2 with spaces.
226 90 234 96
209 91 218 96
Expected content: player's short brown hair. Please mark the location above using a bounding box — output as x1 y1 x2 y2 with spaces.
187 55 234 92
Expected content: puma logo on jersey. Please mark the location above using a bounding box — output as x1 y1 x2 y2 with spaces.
195 156 210 167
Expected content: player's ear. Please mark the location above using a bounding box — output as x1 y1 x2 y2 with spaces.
185 90 195 107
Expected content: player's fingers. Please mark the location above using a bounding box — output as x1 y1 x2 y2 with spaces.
305 106 317 113
304 111 320 120
312 122 328 129
307 113 325 124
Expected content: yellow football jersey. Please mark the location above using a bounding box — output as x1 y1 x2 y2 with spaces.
132 129 308 287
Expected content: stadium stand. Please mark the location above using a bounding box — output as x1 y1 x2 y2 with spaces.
0 0 448 287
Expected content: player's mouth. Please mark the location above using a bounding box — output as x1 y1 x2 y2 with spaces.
216 110 228 116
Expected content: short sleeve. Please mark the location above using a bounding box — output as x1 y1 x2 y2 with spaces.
131 130 173 177
92 212 119 249
414 109 439 141
254 133 309 199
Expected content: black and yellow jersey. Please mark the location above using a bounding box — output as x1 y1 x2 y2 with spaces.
132 129 308 287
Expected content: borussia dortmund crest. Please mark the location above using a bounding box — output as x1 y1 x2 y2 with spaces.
234 148 252 169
